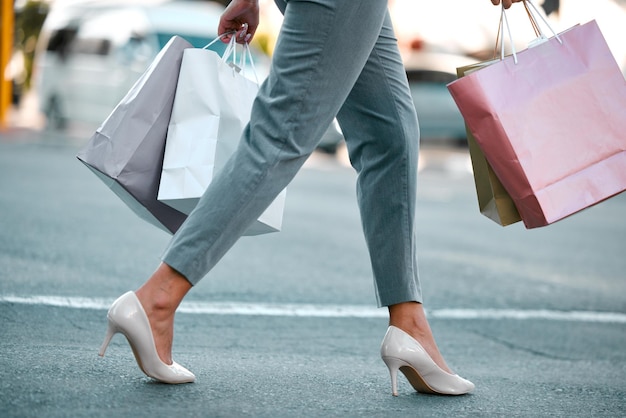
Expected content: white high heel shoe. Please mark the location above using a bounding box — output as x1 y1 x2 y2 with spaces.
380 326 474 396
99 291 195 384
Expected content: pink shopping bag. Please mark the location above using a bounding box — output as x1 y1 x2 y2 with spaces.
447 20 626 228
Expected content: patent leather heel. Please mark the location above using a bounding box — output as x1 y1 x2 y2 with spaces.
99 291 195 384
382 356 405 396
380 326 474 396
98 323 116 357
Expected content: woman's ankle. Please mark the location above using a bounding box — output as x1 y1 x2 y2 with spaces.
388 302 429 331
136 263 192 315
388 301 453 373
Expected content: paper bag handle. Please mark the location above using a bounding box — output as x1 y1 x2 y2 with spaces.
202 33 260 84
497 5 517 63
522 0 562 45
202 30 235 49
496 0 562 64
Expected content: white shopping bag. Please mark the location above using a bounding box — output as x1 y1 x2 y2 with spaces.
158 38 286 236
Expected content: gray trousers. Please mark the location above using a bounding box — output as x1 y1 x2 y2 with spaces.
162 0 422 307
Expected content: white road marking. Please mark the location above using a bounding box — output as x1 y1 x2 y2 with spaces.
1 295 625 324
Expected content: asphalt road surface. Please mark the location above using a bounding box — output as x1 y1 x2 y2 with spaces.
1 129 625 417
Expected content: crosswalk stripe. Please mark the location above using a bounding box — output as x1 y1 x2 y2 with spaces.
1 295 625 324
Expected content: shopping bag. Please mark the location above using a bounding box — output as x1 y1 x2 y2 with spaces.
157 39 286 236
456 62 522 226
76 36 192 234
448 19 626 228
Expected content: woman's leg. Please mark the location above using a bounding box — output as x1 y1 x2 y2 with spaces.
336 11 451 372
336 10 420 307
137 0 391 363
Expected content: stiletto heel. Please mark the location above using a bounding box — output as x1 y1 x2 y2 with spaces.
99 291 195 384
383 356 402 396
380 326 474 396
98 323 116 357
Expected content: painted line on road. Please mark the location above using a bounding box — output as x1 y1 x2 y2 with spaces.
1 295 626 324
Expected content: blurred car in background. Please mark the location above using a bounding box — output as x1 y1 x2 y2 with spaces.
33 0 270 130
404 51 477 145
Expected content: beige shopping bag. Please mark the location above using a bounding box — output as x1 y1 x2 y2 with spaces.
457 62 522 227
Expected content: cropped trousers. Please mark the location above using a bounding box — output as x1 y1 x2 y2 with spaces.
162 0 422 307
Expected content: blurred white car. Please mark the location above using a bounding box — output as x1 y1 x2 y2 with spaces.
33 0 270 130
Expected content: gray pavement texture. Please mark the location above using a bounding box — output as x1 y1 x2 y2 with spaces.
1 129 625 417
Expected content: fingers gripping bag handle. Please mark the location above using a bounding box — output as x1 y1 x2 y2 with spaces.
203 33 260 85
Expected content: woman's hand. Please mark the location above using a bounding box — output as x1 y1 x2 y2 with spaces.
218 0 260 43
491 0 524 8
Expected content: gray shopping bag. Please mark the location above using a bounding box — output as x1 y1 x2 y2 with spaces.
77 36 192 234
